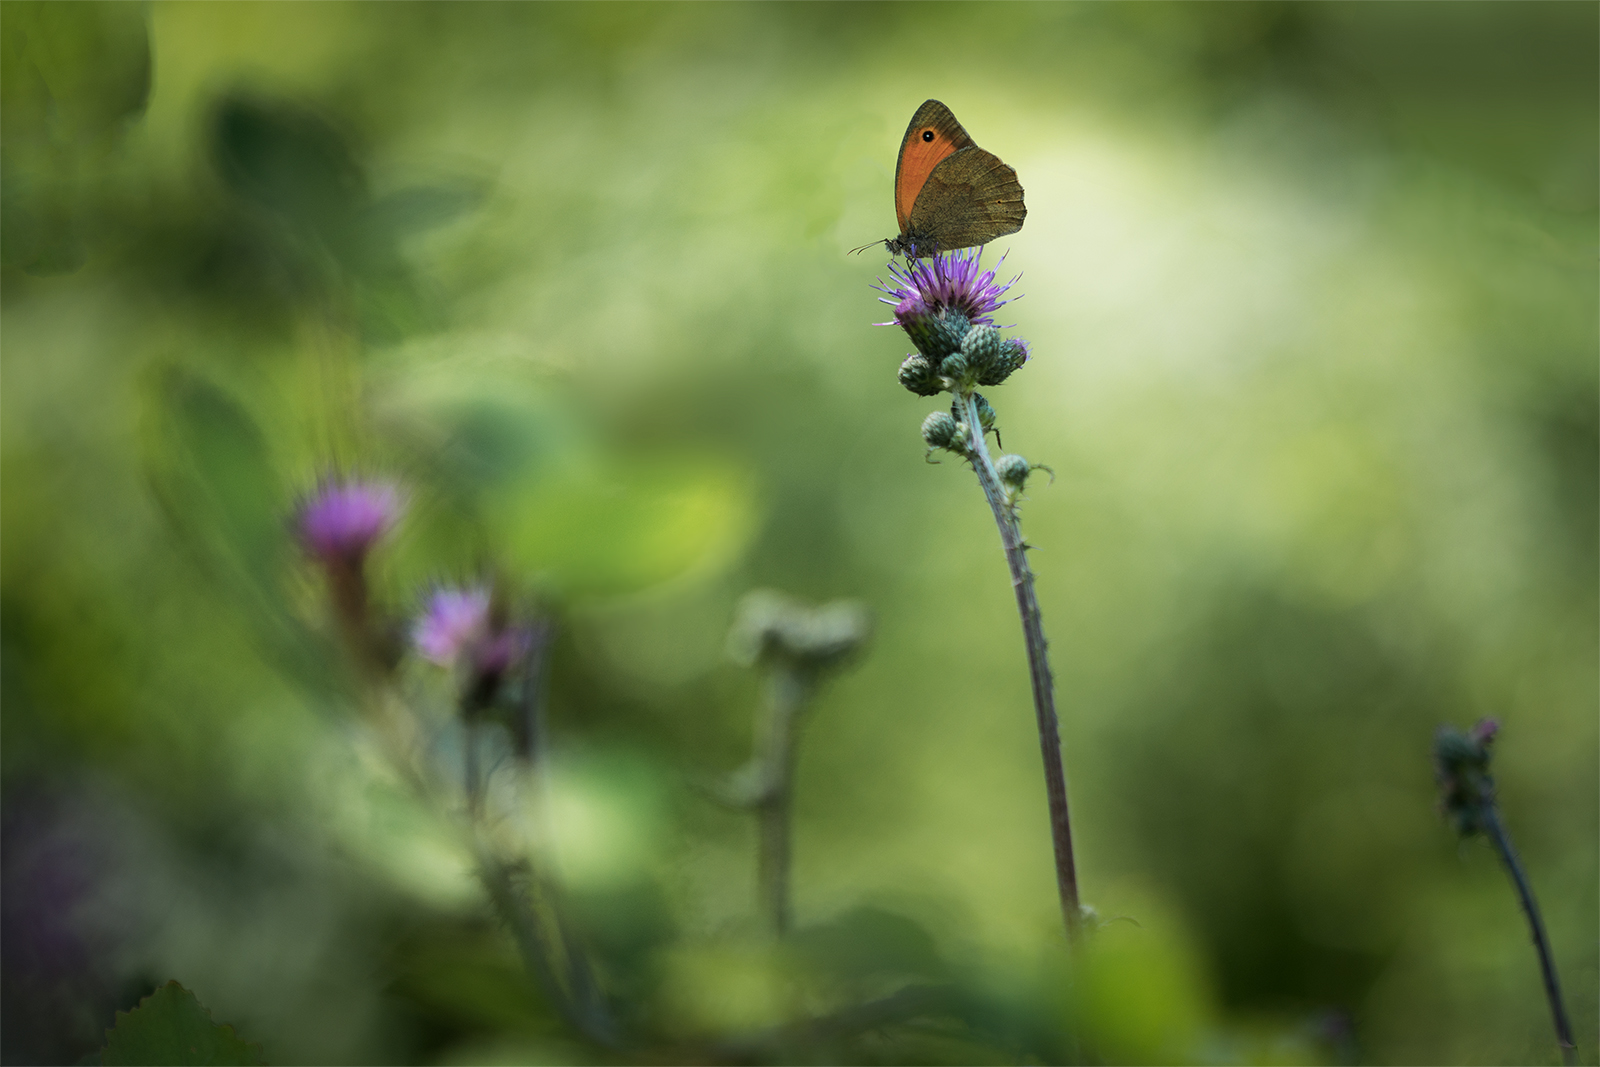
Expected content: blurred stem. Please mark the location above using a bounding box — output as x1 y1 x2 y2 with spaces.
475 842 618 1048
515 619 558 762
959 391 1082 940
502 627 616 1045
463 719 481 817
328 555 390 682
1480 800 1576 1064
756 665 810 936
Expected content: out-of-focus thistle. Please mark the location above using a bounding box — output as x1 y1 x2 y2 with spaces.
294 479 609 1045
297 477 404 674
408 581 611 1045
721 590 870 936
1434 720 1576 1066
413 584 532 708
875 247 1084 939
413 583 534 811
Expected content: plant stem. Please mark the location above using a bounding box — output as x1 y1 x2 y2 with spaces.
516 619 557 762
476 843 618 1047
756 666 809 936
464 718 481 817
1480 802 1577 1065
505 622 616 1044
960 392 1082 939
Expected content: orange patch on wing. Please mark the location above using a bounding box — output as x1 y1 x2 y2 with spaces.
895 129 959 231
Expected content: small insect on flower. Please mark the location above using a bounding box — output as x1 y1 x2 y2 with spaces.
298 479 403 562
879 99 1026 260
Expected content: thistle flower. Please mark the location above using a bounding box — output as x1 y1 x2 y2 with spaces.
298 479 402 562
876 250 1029 393
876 248 1017 329
413 585 532 685
414 587 493 667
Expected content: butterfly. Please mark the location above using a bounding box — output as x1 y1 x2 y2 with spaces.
879 99 1025 259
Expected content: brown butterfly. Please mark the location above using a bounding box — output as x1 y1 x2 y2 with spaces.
881 99 1026 259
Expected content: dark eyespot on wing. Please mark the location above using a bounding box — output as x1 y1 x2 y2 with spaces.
901 100 973 154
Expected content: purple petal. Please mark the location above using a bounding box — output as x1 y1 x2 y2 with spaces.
299 480 402 560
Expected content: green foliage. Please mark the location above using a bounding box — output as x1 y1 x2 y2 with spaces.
0 1 149 272
1 3 1593 1065
100 982 265 1067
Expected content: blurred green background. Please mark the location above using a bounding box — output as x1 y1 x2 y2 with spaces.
2 3 1595 1064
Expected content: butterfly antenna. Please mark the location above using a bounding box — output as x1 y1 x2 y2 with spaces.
847 241 880 256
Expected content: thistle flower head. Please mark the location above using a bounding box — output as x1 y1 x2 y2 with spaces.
876 248 1018 330
413 584 532 680
298 479 402 562
414 586 491 667
876 250 1029 394
727 589 871 673
1434 719 1498 837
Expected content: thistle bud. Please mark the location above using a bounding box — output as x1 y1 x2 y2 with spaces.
1435 720 1497 837
977 338 1030 386
961 325 1003 378
900 309 971 361
995 453 1032 489
897 354 943 397
937 352 969 383
921 411 959 450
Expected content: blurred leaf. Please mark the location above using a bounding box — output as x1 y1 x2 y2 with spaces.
1074 924 1214 1066
387 925 564 1039
790 906 948 989
99 981 265 1066
138 368 317 685
368 181 488 237
1 1 149 142
490 457 754 597
655 942 789 1037
0 1 149 273
153 368 284 581
211 94 366 237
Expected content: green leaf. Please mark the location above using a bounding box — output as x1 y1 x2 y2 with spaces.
147 367 285 585
100 981 266 1066
489 456 755 597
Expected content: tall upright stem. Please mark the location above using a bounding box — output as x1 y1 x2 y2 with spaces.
961 392 1081 939
1481 804 1577 1065
756 667 808 936
506 622 615 1045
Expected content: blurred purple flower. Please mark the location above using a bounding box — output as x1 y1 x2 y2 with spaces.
413 585 532 677
414 586 492 666
875 248 1018 329
298 479 402 561
476 627 533 676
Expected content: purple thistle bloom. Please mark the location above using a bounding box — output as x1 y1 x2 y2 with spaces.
414 585 532 676
476 626 533 676
299 479 402 561
874 248 1019 329
414 586 492 666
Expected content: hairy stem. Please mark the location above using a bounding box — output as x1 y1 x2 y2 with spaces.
1481 802 1576 1064
756 666 809 936
960 391 1081 939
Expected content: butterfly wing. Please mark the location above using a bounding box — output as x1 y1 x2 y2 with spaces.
894 100 974 232
904 146 1026 252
